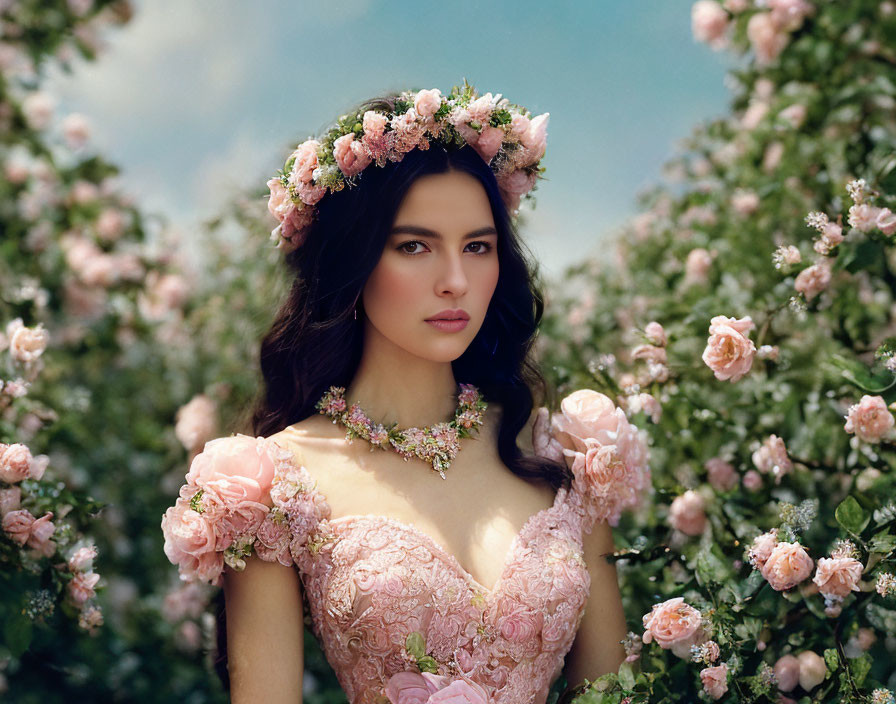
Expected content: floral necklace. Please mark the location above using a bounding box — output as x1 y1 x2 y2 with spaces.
314 383 487 479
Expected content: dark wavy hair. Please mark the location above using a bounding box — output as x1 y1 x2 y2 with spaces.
214 93 570 691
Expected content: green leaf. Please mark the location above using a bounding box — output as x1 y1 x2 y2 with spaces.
405 631 426 660
835 496 870 535
851 653 871 686
869 531 896 554
824 648 839 673
416 655 439 674
3 611 32 657
617 662 635 691
827 353 896 393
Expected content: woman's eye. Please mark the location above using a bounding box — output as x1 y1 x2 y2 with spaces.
397 240 493 255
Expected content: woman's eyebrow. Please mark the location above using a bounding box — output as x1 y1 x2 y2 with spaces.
389 225 498 239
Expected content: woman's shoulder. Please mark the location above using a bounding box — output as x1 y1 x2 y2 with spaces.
160 430 330 587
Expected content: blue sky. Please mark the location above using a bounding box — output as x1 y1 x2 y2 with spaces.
45 0 734 283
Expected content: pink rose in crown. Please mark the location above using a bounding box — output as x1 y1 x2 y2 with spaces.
333 133 373 178
472 125 504 165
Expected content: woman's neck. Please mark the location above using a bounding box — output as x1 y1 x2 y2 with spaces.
345 337 465 429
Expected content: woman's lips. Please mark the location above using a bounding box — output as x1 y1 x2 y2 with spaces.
425 318 469 332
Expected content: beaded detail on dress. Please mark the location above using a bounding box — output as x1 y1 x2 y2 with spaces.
162 430 612 704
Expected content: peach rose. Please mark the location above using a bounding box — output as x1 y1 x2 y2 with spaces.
794 260 832 301
644 321 667 346
668 490 707 536
877 207 896 235
642 597 707 659
413 88 442 118
472 125 504 165
2 508 36 546
746 11 789 65
68 544 98 572
631 344 667 365
8 321 49 363
751 434 793 484
0 442 48 482
69 570 100 605
186 435 276 505
848 203 882 233
174 394 219 453
702 314 756 382
333 132 372 179
812 556 863 598
844 394 895 443
760 541 814 590
684 248 713 285
691 1 729 49
363 110 389 138
27 511 56 556
748 530 778 570
700 663 729 700
287 139 320 188
266 177 294 223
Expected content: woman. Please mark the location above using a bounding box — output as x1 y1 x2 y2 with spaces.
162 82 647 704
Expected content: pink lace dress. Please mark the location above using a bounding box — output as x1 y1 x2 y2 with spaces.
161 393 650 704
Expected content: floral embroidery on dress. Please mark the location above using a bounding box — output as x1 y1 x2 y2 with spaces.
160 389 649 704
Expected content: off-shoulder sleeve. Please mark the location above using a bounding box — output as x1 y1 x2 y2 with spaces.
532 390 652 532
160 433 329 587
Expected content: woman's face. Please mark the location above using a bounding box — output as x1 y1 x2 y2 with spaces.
361 169 500 363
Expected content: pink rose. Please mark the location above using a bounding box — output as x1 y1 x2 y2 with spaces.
684 248 713 284
691 1 729 49
641 597 707 659
812 556 863 598
385 671 450 704
552 390 651 527
363 110 389 138
2 508 36 546
768 0 814 31
742 469 763 491
761 541 814 590
333 132 372 179
844 395 895 443
746 11 789 65
95 207 126 242
877 207 896 235
266 177 294 223
175 394 219 453
428 679 490 704
160 497 221 584
496 168 537 213
287 139 320 187
27 511 56 556
8 322 49 363
751 434 793 484
69 570 101 605
0 443 47 482
413 88 443 118
668 490 707 536
794 260 832 301
705 458 738 492
700 663 729 700
472 125 504 165
68 544 98 572
519 113 549 162
774 654 800 692
848 203 882 233
186 435 276 505
731 189 760 215
778 103 807 129
631 344 667 365
702 315 756 382
748 530 779 570
644 321 667 346
466 93 496 125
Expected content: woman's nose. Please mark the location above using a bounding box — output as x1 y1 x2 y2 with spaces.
435 254 469 295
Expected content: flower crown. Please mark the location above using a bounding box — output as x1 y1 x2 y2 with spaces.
265 79 550 253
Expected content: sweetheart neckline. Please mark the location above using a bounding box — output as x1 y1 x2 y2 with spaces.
268 434 568 593
319 488 568 594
